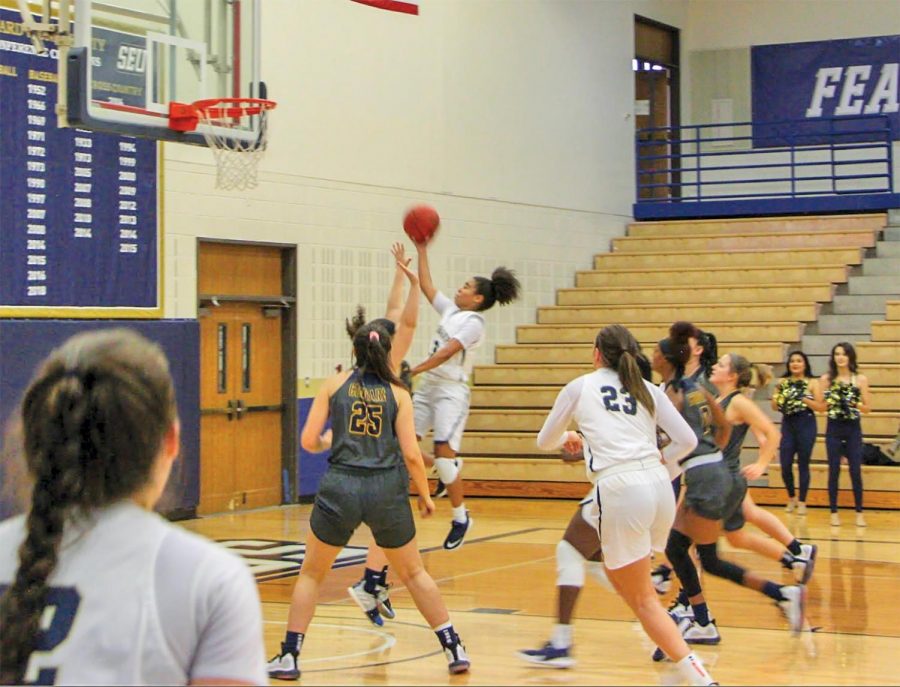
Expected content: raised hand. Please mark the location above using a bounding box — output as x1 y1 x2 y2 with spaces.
391 241 411 268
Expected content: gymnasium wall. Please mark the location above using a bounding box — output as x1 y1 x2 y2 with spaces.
160 0 688 381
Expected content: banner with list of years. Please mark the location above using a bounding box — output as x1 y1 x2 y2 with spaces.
0 7 158 310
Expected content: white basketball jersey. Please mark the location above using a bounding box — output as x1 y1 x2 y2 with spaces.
0 501 266 685
537 367 696 483
424 292 485 384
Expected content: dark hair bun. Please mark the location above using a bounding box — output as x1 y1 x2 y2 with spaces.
490 266 521 306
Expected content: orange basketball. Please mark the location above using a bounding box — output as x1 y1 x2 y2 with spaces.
403 205 440 244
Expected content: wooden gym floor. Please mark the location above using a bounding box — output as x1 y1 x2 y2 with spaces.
181 498 899 686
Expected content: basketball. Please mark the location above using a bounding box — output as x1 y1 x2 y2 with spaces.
403 205 440 244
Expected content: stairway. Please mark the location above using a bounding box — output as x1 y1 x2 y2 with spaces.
453 212 900 505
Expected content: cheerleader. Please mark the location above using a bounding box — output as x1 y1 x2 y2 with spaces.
771 351 821 514
814 342 871 527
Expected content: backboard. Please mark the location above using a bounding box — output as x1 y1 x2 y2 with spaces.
63 0 263 145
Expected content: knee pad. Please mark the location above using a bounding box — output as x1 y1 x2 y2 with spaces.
696 543 745 585
556 540 586 588
585 561 615 592
434 457 460 484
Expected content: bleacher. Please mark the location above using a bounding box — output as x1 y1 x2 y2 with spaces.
453 212 900 507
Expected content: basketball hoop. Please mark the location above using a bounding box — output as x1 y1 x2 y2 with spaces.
169 98 277 191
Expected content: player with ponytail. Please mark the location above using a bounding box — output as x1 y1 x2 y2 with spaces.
518 324 717 685
268 317 470 679
410 239 521 551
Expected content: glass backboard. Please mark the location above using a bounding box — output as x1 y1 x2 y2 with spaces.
66 0 262 145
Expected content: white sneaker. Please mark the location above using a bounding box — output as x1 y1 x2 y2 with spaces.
797 502 807 515
856 512 867 527
678 617 721 645
791 544 818 584
667 596 695 621
267 652 300 680
785 498 796 513
830 512 841 527
778 585 806 635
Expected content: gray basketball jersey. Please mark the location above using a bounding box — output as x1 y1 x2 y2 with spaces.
720 391 750 473
672 375 720 460
329 370 403 469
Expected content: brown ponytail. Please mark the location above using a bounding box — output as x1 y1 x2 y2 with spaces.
596 324 655 414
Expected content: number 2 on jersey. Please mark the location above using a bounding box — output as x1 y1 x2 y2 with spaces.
600 386 637 415
0 585 81 685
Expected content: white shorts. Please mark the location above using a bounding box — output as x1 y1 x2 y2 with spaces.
593 461 675 570
413 381 470 453
579 489 599 530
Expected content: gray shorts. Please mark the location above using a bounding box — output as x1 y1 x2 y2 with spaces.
722 472 748 532
310 464 415 549
682 459 733 521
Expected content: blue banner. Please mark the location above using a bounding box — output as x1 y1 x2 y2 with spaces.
0 7 158 310
751 35 899 147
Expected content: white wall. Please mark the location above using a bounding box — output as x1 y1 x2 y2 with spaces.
163 0 688 380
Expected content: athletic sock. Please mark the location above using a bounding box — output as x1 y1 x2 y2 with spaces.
676 652 715 686
691 602 710 626
452 504 467 523
762 581 786 602
787 538 802 556
550 623 572 649
363 567 381 594
282 631 304 656
433 621 459 647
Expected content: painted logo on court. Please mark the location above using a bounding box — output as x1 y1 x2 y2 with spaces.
217 539 368 582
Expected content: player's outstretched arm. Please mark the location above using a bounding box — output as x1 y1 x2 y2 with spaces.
415 242 438 304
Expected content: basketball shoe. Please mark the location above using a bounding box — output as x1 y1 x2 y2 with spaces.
443 512 473 550
267 651 300 680
517 642 575 668
791 544 818 584
348 581 384 626
652 564 673 594
778 584 806 635
436 627 471 674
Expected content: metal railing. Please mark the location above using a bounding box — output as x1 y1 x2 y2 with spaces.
634 115 897 219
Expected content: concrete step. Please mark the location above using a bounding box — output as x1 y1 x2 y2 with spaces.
801 334 871 355
848 275 900 295
862 257 900 275
811 314 875 335
877 242 900 258
831 294 887 314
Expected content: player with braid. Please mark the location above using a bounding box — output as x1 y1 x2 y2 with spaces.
0 329 266 685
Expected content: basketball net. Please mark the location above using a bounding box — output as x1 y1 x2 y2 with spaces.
193 99 277 191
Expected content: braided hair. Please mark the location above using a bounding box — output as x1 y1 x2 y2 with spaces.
473 266 521 312
596 325 654 413
0 329 176 684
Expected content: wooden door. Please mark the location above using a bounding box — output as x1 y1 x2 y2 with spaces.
635 68 671 199
198 243 285 515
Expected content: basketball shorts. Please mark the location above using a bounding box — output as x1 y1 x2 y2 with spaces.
682 455 732 521
413 381 470 453
579 489 599 530
593 460 675 570
310 464 415 549
722 471 748 532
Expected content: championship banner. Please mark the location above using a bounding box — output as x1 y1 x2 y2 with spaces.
0 6 159 314
751 35 899 147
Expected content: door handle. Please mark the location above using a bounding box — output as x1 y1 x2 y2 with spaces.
235 398 245 420
226 399 235 421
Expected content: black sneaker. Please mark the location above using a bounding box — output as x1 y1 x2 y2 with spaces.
517 641 575 668
443 514 473 550
267 651 300 680
433 478 448 498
